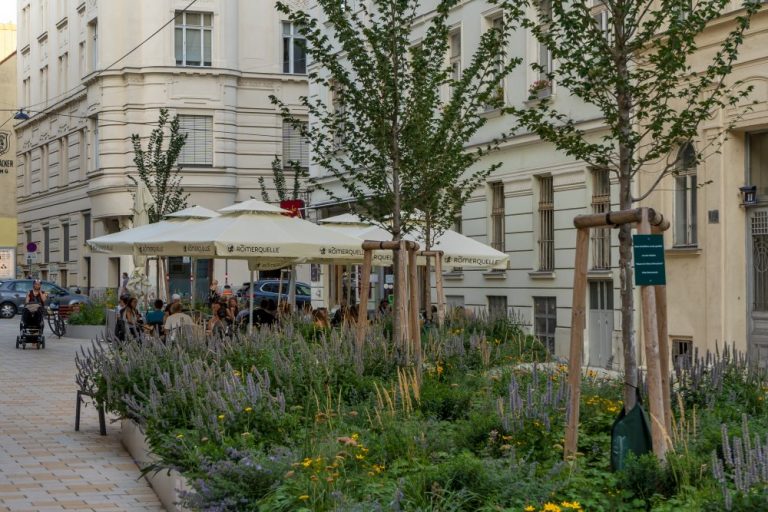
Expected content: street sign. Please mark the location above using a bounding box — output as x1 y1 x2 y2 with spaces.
633 234 666 286
280 199 305 218
26 242 37 253
0 247 14 279
26 253 37 264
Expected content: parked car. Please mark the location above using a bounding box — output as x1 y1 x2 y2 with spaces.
236 279 312 308
0 279 92 319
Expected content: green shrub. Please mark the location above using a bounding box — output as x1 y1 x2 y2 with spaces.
68 302 106 325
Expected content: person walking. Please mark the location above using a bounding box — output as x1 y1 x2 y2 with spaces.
119 272 129 297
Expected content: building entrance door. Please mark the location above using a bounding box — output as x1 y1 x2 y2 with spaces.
749 210 768 366
588 280 614 368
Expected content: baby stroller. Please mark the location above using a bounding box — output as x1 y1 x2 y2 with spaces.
16 303 46 349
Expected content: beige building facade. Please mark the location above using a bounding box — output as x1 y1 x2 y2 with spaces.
14 0 308 297
641 8 768 365
311 1 768 367
309 0 624 364
0 22 17 281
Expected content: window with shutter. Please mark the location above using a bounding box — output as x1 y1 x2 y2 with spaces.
282 121 309 169
178 115 213 166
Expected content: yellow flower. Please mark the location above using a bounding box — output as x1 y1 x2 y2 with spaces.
244 407 253 413
561 501 582 510
543 503 561 512
241 432 251 437
298 495 310 501
217 414 225 421
437 365 444 375
352 432 360 440
233 370 241 377
175 433 184 439
301 458 313 468
524 506 536 512
355 454 365 460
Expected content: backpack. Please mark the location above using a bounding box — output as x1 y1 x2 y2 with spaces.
114 308 126 341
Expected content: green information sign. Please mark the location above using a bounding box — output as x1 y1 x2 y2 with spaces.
633 234 666 286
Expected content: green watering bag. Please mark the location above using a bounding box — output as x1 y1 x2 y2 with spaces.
610 391 653 471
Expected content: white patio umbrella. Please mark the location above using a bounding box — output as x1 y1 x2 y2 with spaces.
318 213 509 270
87 205 220 255
88 205 219 305
132 199 368 331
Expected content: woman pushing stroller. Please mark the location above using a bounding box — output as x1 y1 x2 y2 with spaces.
23 280 47 328
16 279 48 348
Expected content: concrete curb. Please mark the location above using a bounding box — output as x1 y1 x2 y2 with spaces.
120 419 192 512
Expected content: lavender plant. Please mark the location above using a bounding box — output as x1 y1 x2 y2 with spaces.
712 415 768 510
496 365 569 435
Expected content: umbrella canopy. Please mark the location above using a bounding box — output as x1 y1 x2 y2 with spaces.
319 213 509 270
87 205 219 255
132 199 366 263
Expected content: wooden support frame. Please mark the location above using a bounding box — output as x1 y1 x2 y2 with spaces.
564 207 671 461
419 250 447 326
356 240 421 370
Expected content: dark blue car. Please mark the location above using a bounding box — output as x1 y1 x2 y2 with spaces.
236 279 311 308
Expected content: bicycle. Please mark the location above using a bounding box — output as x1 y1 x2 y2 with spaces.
46 303 67 338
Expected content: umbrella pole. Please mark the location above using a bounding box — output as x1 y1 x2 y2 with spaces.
248 269 255 335
287 266 297 310
190 257 196 310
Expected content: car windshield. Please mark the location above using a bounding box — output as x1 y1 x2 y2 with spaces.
42 283 66 295
296 284 311 296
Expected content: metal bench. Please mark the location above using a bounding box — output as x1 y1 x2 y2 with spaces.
75 390 106 436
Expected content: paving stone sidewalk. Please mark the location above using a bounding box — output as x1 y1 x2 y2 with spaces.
0 319 164 512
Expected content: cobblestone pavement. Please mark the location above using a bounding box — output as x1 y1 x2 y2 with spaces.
0 318 164 512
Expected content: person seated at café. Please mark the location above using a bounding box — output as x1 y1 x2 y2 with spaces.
164 293 182 321
226 297 239 325
331 299 348 327
377 298 391 318
207 301 228 336
208 280 220 306
236 298 275 328
312 308 330 329
164 302 194 342
144 299 165 337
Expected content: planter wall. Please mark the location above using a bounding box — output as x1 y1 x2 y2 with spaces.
66 324 106 340
120 419 192 512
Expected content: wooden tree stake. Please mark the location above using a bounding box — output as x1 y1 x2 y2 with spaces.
639 208 668 461
355 249 373 373
565 227 590 460
652 226 672 436
408 247 422 367
434 253 446 325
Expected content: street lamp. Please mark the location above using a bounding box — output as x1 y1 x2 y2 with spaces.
13 109 30 121
740 185 757 206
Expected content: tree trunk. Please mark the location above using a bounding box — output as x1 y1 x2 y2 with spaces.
422 221 432 322
615 1 638 413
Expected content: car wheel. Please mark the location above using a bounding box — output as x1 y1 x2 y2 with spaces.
0 302 17 319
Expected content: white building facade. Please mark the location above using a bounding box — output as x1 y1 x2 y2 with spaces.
309 0 624 363
15 0 309 296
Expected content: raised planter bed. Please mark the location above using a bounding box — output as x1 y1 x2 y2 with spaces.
66 324 106 340
120 419 191 512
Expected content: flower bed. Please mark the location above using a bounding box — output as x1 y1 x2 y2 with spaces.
76 317 768 511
